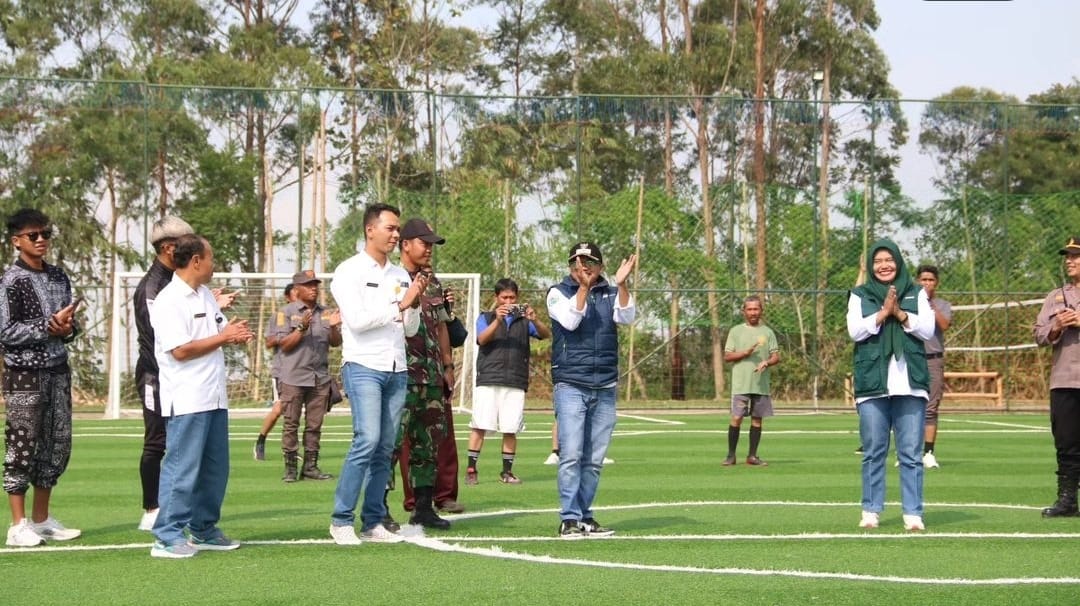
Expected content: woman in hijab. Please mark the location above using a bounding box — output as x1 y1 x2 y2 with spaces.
847 239 935 531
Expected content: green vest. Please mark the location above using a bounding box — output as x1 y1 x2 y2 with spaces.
851 290 930 398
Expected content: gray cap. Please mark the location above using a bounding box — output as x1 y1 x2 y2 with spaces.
150 216 194 244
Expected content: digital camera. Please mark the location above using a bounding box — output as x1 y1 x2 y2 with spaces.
508 303 528 318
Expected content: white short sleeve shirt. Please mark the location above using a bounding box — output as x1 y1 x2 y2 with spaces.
150 275 228 417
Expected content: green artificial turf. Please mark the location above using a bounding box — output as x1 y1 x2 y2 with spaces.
2 411 1076 605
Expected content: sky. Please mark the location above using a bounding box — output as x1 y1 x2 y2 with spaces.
874 0 1079 102
873 0 1079 209
277 1 1080 267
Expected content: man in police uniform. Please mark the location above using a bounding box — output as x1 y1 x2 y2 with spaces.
266 270 342 482
1034 236 1080 518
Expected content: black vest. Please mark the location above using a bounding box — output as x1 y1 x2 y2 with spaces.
476 311 532 391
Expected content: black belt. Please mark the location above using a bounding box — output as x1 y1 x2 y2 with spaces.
925 352 944 359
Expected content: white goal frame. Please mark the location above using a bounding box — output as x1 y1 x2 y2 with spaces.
106 271 482 419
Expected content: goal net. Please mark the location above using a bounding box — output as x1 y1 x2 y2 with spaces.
106 271 482 419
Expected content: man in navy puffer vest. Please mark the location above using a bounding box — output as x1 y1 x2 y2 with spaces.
546 242 637 538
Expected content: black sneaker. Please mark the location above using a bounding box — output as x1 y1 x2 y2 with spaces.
580 518 615 537
382 514 401 533
558 520 584 539
253 440 266 461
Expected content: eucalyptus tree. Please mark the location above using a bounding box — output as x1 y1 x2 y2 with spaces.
186 0 326 271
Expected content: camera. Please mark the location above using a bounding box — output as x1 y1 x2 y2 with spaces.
508 303 528 318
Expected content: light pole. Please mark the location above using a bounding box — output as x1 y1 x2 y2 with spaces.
811 69 824 410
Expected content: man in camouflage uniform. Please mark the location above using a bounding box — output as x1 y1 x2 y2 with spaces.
396 218 455 530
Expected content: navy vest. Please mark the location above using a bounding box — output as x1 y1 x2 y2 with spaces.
549 276 620 388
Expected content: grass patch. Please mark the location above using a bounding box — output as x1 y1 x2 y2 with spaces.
1 411 1075 604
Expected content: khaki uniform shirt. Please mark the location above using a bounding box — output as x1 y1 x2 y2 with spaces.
1034 283 1080 389
266 301 335 387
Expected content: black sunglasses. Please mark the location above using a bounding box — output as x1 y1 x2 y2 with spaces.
15 229 53 242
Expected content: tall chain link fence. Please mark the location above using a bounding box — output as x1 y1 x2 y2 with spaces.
1 78 1077 410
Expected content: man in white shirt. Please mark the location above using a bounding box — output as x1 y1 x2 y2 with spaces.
149 234 254 558
329 203 425 545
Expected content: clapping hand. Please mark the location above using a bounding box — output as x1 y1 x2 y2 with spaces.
222 318 254 345
614 253 638 286
213 288 239 310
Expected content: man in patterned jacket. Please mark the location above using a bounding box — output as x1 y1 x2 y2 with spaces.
2 208 82 547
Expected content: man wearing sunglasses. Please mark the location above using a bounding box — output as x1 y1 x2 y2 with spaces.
1 209 81 547
547 242 637 539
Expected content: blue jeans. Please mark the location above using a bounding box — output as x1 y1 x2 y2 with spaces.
152 408 230 545
554 383 617 522
331 363 406 531
858 395 926 516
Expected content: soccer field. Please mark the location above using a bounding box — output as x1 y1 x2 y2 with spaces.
2 411 1077 605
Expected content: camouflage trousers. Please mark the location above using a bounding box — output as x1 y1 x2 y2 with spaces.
3 366 73 494
396 382 449 489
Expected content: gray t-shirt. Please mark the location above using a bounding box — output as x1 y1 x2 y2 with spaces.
923 297 951 355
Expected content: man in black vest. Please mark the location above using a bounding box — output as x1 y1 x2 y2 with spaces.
465 279 550 485
547 242 637 538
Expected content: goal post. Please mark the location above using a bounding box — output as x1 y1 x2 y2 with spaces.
106 271 482 419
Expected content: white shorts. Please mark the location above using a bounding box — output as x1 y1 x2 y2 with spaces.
469 385 526 434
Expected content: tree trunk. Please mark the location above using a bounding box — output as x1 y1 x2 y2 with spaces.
752 0 767 293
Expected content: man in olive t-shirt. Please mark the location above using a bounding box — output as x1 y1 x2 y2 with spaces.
722 296 780 467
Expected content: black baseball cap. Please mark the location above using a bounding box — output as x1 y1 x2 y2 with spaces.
568 242 603 264
400 218 445 244
1059 236 1080 255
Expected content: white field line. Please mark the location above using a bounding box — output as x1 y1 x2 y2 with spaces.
613 412 684 425
4 502 1077 586
438 531 1080 542
73 427 1048 440
446 500 1043 522
943 418 1047 430
7 534 1076 585
404 535 1080 585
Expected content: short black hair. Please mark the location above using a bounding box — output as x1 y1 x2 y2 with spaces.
283 283 294 298
494 278 519 295
363 203 400 229
743 295 763 308
172 234 207 269
7 208 49 236
915 264 939 278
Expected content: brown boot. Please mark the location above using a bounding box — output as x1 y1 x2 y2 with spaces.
302 451 333 480
283 452 299 483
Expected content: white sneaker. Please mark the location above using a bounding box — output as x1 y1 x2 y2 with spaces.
360 523 405 544
923 452 939 469
31 516 81 541
329 524 362 545
6 519 45 547
903 514 925 531
138 509 159 531
858 511 879 529
543 453 559 465
603 457 615 464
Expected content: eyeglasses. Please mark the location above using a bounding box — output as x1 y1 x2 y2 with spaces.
575 257 601 268
14 229 53 242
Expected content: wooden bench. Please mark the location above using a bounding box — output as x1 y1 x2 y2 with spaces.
845 371 1003 408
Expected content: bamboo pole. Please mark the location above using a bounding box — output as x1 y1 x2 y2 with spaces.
625 176 645 401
